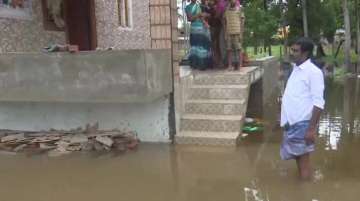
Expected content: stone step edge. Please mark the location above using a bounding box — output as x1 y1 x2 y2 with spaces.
181 114 243 121
190 84 248 89
192 67 259 76
185 99 246 104
177 131 240 139
175 135 240 146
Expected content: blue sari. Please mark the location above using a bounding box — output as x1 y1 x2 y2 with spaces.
185 3 212 70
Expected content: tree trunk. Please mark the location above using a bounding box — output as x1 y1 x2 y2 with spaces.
357 23 360 57
356 0 360 63
343 0 352 72
335 40 345 58
279 0 288 59
302 0 309 37
268 45 272 56
263 0 268 10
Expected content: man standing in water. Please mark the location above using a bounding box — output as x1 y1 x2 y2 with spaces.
280 37 325 180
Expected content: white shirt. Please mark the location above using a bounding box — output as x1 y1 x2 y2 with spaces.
281 59 325 126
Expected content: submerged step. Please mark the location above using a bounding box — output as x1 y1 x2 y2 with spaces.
185 99 246 115
177 131 240 138
180 114 243 132
175 131 240 146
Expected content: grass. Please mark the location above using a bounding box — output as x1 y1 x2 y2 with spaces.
246 44 359 66
245 45 283 59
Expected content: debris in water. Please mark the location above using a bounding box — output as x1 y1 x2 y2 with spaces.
242 125 263 133
245 118 255 123
95 136 114 147
13 144 27 152
242 118 264 133
244 187 269 201
1 133 26 143
0 123 139 157
241 133 249 138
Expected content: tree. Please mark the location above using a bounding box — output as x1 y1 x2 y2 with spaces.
343 0 352 71
284 0 339 61
243 0 279 55
356 0 360 63
302 0 309 37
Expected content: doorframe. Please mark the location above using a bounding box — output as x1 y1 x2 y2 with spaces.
89 0 97 50
64 0 97 50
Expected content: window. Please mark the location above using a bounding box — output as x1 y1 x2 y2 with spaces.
0 0 32 20
41 0 65 31
118 0 131 28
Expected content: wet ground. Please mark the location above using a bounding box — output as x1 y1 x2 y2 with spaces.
0 77 359 201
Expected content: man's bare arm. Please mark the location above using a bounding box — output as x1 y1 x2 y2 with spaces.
305 106 322 144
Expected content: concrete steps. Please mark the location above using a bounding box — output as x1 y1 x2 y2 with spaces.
180 114 243 132
193 73 249 85
185 99 246 115
176 131 240 146
176 68 256 146
188 85 248 100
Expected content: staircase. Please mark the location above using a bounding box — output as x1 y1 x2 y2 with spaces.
175 68 260 146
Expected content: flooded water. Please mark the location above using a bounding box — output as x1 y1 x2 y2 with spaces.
0 78 359 201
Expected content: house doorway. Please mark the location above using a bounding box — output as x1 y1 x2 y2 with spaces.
64 0 97 51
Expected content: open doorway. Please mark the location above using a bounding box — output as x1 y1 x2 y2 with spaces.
64 0 97 51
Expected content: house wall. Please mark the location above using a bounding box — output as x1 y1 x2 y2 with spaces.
95 0 151 50
0 0 65 53
0 0 178 52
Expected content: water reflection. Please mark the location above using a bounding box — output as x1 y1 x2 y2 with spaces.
318 77 360 150
318 115 342 150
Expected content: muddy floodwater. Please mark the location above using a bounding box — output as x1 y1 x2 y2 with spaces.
0 77 359 201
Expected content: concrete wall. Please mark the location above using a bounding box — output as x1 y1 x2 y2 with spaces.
0 50 172 103
96 0 151 50
0 0 65 53
0 50 173 142
0 98 171 142
247 57 280 119
248 56 280 104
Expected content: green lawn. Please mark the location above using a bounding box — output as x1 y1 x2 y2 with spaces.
246 44 359 65
245 45 283 59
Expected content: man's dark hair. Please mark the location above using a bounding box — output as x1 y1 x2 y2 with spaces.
294 37 314 58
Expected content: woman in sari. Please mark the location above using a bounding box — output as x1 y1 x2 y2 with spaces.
185 0 212 70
